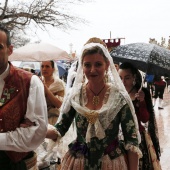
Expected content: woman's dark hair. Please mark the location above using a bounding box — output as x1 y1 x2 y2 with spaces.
119 62 142 90
0 24 11 46
120 62 161 160
50 60 55 68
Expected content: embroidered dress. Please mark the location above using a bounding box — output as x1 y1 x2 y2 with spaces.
133 88 161 170
49 42 142 170
55 83 142 170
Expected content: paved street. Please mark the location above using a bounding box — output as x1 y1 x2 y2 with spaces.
154 89 170 170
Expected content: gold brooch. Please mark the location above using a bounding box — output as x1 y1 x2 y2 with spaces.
84 111 99 124
92 96 100 106
88 85 105 106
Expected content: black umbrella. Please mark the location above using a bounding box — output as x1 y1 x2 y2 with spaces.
110 42 170 75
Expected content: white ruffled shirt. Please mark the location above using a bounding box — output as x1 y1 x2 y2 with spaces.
0 64 48 152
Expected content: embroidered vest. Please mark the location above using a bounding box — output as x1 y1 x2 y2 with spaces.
0 63 33 162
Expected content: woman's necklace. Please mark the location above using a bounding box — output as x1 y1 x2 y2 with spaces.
88 85 105 106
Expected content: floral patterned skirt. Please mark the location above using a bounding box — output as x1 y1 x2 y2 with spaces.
139 131 161 170
60 151 128 170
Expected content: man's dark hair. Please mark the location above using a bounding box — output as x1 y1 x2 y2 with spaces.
0 24 11 46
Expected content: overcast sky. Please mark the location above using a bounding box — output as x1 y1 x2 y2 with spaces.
35 0 170 54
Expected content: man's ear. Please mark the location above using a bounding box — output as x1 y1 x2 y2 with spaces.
8 45 13 56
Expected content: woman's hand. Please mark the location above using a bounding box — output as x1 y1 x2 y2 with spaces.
46 128 58 141
135 89 145 102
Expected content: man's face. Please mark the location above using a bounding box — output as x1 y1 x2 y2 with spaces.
0 31 13 74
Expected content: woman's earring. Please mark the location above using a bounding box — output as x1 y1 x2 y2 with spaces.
104 71 108 83
133 79 136 86
82 74 85 83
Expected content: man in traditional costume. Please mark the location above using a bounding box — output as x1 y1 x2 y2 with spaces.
0 24 48 169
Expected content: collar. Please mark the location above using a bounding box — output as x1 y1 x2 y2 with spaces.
0 63 9 80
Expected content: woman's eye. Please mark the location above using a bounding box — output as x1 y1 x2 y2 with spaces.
96 63 102 67
125 77 131 80
84 63 91 68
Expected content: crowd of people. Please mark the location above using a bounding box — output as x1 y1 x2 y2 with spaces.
0 23 163 170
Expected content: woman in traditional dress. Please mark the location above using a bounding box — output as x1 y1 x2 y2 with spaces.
118 62 161 170
46 39 142 170
41 60 65 125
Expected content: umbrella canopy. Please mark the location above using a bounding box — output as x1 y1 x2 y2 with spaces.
110 42 170 75
56 62 67 77
9 42 71 61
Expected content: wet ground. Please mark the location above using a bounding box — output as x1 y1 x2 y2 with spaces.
155 89 170 170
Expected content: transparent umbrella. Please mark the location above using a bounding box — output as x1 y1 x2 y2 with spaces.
9 43 71 62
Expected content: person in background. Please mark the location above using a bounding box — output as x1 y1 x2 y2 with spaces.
0 24 48 169
164 74 170 92
167 78 170 92
22 65 36 74
35 61 65 169
46 38 142 170
118 62 161 170
114 61 120 71
62 67 68 82
66 60 78 91
41 60 65 125
153 75 166 109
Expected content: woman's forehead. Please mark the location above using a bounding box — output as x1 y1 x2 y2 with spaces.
42 61 51 65
83 53 105 62
119 68 133 75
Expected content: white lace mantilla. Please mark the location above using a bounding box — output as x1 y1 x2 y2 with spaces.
66 83 127 142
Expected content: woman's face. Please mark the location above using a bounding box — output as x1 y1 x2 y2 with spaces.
118 68 135 90
82 53 109 83
41 61 54 78
114 64 119 71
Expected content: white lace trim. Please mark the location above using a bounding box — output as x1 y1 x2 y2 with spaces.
68 83 127 142
125 143 143 158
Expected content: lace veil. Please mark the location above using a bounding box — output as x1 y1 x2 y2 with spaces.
52 61 59 80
